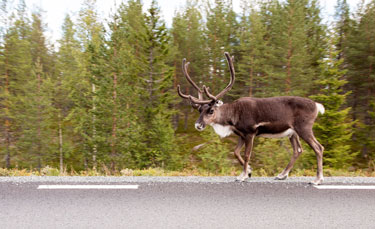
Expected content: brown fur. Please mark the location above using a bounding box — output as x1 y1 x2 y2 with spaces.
195 96 324 185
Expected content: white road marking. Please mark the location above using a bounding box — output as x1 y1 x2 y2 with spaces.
37 185 139 190
314 185 375 190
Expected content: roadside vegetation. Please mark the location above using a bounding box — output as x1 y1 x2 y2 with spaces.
1 166 374 177
0 0 374 176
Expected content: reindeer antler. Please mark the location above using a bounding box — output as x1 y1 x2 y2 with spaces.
182 59 203 100
203 52 235 101
177 58 212 107
177 52 235 107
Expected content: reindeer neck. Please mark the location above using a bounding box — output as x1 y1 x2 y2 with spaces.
215 103 235 126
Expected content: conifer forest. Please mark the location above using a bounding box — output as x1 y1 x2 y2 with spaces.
0 0 374 175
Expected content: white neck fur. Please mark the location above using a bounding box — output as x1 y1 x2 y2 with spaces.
210 123 233 138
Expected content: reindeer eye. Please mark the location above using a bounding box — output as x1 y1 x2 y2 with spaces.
209 109 214 114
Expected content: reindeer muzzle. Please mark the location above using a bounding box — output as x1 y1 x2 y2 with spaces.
195 123 205 131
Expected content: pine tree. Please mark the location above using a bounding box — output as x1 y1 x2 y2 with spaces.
111 0 148 169
0 1 33 168
0 0 11 168
73 0 104 170
1 0 373 173
136 0 177 168
94 2 147 170
335 0 351 60
55 14 81 171
29 11 53 75
17 57 54 169
23 11 55 170
305 0 326 73
310 34 357 169
172 0 208 130
345 0 375 162
7 10 57 170
205 0 238 100
236 1 271 98
264 0 326 96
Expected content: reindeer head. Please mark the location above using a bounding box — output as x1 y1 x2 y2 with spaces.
177 52 235 131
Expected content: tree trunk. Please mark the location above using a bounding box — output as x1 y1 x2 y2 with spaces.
37 61 42 171
172 60 179 130
149 48 154 103
84 156 88 171
92 82 97 170
111 71 118 171
58 112 64 173
286 7 294 94
184 109 189 130
4 54 11 169
248 57 254 97
5 121 11 169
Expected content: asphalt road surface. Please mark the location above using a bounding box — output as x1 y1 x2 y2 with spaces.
1 176 375 229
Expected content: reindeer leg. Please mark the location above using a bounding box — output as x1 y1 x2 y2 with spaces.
275 134 302 180
233 137 252 178
308 137 324 185
236 134 255 182
297 129 324 185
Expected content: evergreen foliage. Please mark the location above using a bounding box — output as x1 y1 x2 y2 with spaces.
0 0 373 174
310 34 357 169
172 1 208 130
197 128 232 173
344 0 375 162
236 1 271 98
137 0 177 169
205 0 238 100
55 14 81 170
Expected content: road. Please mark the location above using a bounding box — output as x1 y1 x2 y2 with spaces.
1 176 375 229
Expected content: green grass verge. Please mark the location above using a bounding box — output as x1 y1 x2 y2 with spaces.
0 166 374 177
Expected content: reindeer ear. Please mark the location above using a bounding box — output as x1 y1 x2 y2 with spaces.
214 100 223 107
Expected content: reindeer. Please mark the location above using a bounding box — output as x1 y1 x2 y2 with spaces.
177 52 325 185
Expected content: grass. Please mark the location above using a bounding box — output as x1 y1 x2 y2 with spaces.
0 166 374 177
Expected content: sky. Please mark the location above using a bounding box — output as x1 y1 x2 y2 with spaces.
15 0 364 43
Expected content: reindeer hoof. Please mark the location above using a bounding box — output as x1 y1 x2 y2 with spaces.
309 178 324 185
235 176 246 182
247 167 252 178
275 174 288 180
236 172 248 182
235 177 246 182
